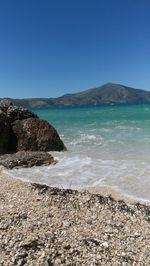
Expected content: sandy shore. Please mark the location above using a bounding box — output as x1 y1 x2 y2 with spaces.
0 166 150 265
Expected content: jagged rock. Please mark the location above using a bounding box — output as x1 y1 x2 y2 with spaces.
7 105 37 123
0 99 13 112
12 117 66 152
0 151 55 169
0 111 10 154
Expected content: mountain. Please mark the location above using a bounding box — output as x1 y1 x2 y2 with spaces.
2 83 150 108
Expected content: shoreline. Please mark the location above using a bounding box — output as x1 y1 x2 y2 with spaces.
86 185 150 206
1 166 150 265
3 165 150 206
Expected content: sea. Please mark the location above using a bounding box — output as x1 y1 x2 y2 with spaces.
7 104 150 202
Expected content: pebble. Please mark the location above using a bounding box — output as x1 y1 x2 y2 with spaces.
101 241 109 248
1 171 150 265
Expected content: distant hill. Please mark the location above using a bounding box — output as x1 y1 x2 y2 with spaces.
2 83 150 108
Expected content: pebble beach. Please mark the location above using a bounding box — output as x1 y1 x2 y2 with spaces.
0 166 150 266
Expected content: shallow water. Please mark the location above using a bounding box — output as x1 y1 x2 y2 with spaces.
7 104 150 202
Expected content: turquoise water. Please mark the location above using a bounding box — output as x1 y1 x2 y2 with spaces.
9 104 150 202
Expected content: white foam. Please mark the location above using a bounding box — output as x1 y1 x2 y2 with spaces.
6 150 150 202
5 118 150 202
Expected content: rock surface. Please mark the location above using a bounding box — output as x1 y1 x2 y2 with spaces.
12 117 66 152
0 111 10 154
7 105 37 123
0 99 13 112
0 151 55 169
0 100 66 154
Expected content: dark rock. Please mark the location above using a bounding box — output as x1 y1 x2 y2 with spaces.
0 100 66 154
7 105 38 123
0 99 13 112
7 127 18 153
12 117 66 152
14 251 28 265
0 111 10 154
0 151 55 169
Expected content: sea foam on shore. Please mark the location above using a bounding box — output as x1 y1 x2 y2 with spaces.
4 104 150 202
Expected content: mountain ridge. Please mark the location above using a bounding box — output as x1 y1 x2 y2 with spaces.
1 83 150 108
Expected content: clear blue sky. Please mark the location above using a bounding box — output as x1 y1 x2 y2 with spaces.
0 0 150 98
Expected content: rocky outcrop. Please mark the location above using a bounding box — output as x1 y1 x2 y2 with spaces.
0 100 66 154
0 99 13 112
12 118 66 152
0 151 55 169
7 105 37 123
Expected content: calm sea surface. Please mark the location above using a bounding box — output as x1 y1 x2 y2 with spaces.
8 104 150 202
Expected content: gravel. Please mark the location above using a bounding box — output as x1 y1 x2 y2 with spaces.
0 166 150 265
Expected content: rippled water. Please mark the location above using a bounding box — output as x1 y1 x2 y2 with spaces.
7 104 150 202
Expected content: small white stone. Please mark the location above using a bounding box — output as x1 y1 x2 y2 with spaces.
54 258 61 264
121 252 126 256
96 254 102 259
101 241 109 248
